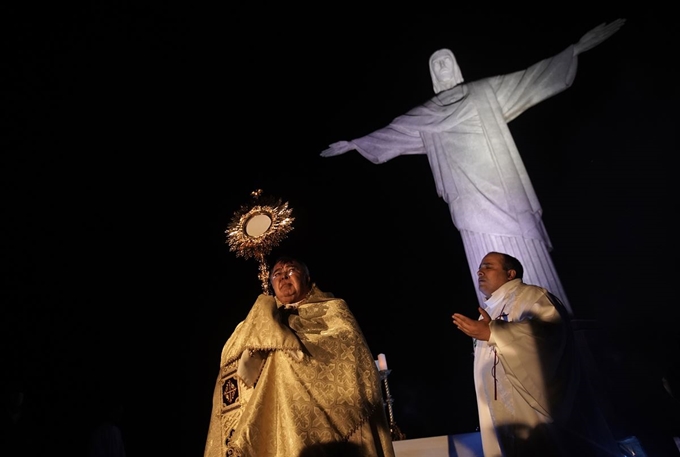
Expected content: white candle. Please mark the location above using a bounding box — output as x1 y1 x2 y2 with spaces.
377 353 388 371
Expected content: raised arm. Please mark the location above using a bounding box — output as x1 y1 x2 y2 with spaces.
320 141 356 157
574 18 626 55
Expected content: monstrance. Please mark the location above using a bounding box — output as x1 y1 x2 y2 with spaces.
225 189 294 294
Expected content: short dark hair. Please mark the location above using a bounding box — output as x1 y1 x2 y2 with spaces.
268 256 312 294
498 252 524 279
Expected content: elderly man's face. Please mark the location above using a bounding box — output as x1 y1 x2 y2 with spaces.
270 260 311 304
477 253 514 299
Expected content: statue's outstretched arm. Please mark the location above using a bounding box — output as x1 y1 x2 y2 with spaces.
320 141 355 157
574 18 626 55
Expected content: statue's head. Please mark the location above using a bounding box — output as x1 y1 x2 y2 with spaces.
429 48 464 94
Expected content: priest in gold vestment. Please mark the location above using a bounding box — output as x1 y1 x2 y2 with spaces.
204 256 396 457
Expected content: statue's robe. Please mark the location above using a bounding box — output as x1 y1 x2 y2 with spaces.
346 46 580 312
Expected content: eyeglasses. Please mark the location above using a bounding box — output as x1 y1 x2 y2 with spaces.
271 266 301 281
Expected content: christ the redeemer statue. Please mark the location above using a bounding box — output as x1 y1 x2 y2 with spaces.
321 19 625 314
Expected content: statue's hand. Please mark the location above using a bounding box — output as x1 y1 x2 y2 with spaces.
574 18 625 55
320 141 354 157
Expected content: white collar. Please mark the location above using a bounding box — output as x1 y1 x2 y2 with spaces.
484 279 522 312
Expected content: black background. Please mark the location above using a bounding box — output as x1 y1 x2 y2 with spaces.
3 4 679 456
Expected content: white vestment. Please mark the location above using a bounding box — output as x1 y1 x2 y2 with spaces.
474 279 619 456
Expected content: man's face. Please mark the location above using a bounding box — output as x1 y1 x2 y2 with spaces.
477 253 513 299
270 260 310 304
432 55 455 82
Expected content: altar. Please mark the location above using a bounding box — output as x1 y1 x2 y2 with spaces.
393 432 483 457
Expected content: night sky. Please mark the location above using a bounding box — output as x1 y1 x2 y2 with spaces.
3 5 679 456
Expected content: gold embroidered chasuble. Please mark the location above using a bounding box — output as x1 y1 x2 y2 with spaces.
204 285 395 457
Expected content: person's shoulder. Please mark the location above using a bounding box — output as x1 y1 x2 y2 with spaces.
253 293 277 308
521 281 544 291
317 290 335 299
312 288 352 311
515 281 550 298
309 285 336 300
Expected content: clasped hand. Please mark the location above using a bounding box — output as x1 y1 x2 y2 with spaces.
452 307 491 341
